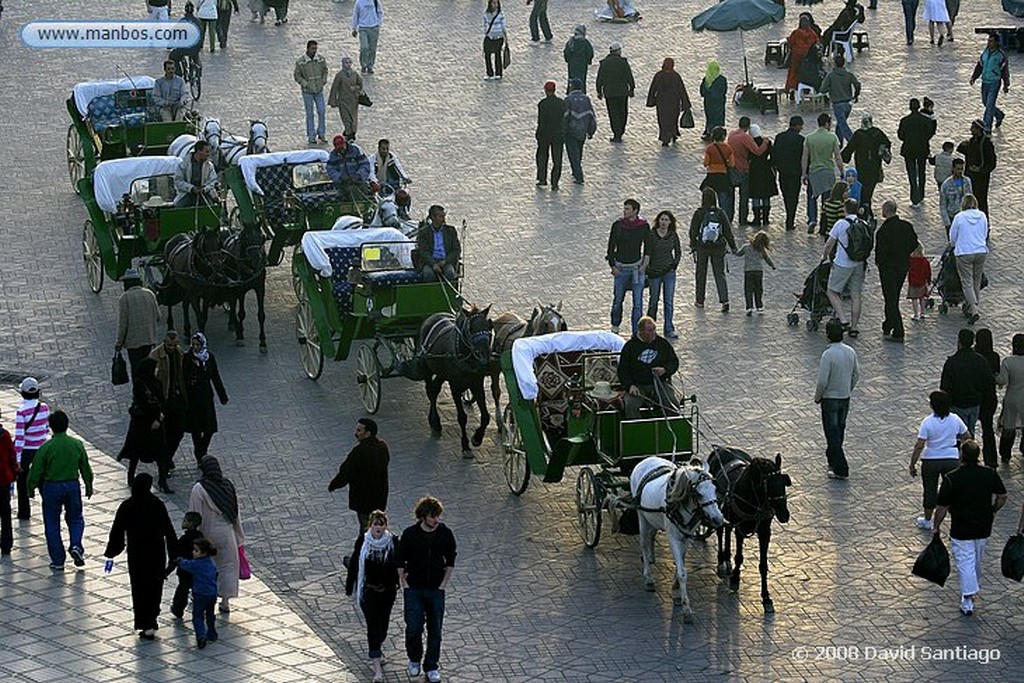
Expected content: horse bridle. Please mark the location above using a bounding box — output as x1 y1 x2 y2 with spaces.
454 312 493 366
666 467 719 537
725 463 787 526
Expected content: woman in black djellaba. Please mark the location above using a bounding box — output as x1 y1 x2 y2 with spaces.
183 333 229 462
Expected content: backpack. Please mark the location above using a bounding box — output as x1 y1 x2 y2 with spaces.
699 208 723 244
841 217 873 262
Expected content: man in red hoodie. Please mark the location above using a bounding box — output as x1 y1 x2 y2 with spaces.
727 116 769 226
605 198 650 335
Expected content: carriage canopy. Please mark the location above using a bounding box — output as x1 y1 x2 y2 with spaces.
511 331 625 401
238 150 330 195
92 156 181 213
300 226 411 278
72 76 157 116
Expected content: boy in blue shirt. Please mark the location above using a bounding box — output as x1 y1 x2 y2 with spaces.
177 538 219 648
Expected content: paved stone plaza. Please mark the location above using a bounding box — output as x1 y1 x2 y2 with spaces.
1 0 1023 680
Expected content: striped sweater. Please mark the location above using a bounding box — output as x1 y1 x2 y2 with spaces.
14 400 50 462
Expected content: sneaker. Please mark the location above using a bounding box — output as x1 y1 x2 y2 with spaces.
721 303 730 313
207 632 219 642
197 638 207 649
408 661 421 677
746 308 753 317
426 671 442 683
48 563 65 570
694 301 704 308
611 325 621 334
69 546 85 567
483 76 493 81
960 598 974 616
827 471 848 480
666 330 679 339
317 135 327 144
916 517 933 530
756 307 764 314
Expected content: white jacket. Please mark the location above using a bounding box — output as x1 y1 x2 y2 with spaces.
483 11 506 39
173 152 219 204
949 208 989 256
196 0 219 20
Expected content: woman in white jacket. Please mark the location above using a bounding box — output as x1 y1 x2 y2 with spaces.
482 0 507 81
948 193 989 325
195 0 220 53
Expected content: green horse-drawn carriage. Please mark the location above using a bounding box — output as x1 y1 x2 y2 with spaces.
501 331 700 547
66 76 196 192
292 227 462 413
226 150 377 266
78 156 221 292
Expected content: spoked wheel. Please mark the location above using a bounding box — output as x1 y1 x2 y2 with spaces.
502 406 529 496
576 466 603 548
82 220 104 293
296 298 324 380
356 343 382 414
67 125 85 193
189 61 203 101
292 247 306 301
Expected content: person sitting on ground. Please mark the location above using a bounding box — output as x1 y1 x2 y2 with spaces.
596 0 640 21
414 205 461 283
173 140 218 208
617 316 679 419
326 135 379 201
153 60 187 122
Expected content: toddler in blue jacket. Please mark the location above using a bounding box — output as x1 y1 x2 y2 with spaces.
177 538 219 649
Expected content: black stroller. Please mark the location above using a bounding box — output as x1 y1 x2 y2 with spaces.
787 261 834 331
933 245 988 315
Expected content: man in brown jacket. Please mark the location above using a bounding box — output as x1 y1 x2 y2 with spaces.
115 269 159 379
294 40 329 145
149 331 188 467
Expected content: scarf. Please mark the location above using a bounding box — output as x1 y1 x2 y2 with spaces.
356 529 395 604
191 332 210 365
704 61 720 88
198 456 239 525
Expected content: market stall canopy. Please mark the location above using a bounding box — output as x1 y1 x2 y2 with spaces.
691 0 785 32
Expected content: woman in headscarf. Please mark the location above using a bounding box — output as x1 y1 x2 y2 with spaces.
118 357 173 493
183 333 228 463
189 456 245 613
564 25 594 91
103 474 178 640
345 510 400 683
699 61 726 141
646 58 691 147
785 14 821 94
328 56 363 141
746 124 777 227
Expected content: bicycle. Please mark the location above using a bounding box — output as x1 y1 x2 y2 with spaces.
171 50 203 101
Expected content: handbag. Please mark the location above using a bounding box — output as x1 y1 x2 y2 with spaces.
912 535 951 586
679 109 695 129
1001 534 1024 582
112 352 129 386
712 143 742 187
358 92 373 107
502 39 511 68
238 545 252 580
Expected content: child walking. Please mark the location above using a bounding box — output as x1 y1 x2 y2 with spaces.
168 512 204 620
733 231 776 315
930 141 955 191
177 538 219 649
907 246 932 319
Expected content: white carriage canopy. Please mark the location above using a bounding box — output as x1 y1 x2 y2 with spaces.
72 76 156 116
301 227 412 278
92 156 181 213
511 331 625 401
238 150 329 195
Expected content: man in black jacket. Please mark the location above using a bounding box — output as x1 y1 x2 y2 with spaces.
940 329 996 438
957 120 997 215
329 418 390 541
415 205 461 282
618 317 680 418
773 116 805 231
874 200 920 342
595 42 635 143
535 81 565 190
897 99 937 207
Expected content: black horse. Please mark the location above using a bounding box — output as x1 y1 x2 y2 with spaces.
415 304 493 459
163 221 268 352
708 446 792 614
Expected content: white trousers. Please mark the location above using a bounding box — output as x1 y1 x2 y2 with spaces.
148 6 170 21
950 537 987 598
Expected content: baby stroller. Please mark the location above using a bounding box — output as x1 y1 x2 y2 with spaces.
933 245 988 315
787 261 834 331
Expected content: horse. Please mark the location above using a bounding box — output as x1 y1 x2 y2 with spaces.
416 304 494 459
163 219 268 352
630 456 727 624
168 119 269 170
709 446 792 614
487 302 567 432
367 185 416 235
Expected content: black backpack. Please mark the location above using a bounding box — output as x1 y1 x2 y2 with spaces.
841 217 873 262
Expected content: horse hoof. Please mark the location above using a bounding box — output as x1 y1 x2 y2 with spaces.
471 435 484 448
763 600 775 614
729 581 740 593
259 345 268 355
682 612 694 624
717 564 730 579
235 339 245 347
673 596 682 606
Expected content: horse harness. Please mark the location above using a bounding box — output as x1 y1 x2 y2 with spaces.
418 312 493 367
635 465 716 538
711 451 779 532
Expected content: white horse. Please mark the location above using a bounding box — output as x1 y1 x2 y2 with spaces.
630 456 726 623
168 119 269 168
367 185 417 235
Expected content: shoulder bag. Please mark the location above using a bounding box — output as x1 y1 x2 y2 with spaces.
712 143 742 187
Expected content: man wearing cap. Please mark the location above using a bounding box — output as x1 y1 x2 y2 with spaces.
536 81 565 190
327 135 379 202
562 79 597 184
595 42 635 143
563 25 594 92
618 317 679 419
14 378 50 521
773 116 805 231
116 270 160 380
149 331 188 475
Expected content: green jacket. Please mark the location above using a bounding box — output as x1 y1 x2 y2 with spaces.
27 433 94 497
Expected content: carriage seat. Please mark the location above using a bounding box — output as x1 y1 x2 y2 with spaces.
295 189 342 211
362 270 423 287
87 93 154 132
325 246 362 314
532 351 585 442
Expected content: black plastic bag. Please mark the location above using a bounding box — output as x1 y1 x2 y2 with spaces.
111 352 129 386
912 535 951 586
679 109 695 129
1001 534 1024 582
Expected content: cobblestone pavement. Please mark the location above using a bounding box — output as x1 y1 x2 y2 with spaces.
1 0 1023 680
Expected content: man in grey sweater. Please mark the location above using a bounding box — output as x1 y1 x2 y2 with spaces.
115 270 160 380
819 54 861 147
814 319 860 479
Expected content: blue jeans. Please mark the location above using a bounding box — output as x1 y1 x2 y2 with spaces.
833 101 854 146
736 171 750 224
952 405 980 439
901 0 919 42
980 82 1004 133
302 91 326 142
192 593 218 642
646 270 677 333
565 137 585 181
717 189 735 225
404 588 445 672
40 481 84 566
820 398 850 477
611 266 645 333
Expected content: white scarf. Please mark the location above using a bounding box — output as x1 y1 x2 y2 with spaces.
356 529 394 604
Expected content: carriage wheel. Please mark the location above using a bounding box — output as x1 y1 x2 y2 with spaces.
67 125 85 194
296 298 324 380
356 343 382 414
502 406 529 496
292 249 306 302
82 220 104 293
576 467 603 548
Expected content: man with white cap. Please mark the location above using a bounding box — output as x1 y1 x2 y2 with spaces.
595 42 635 143
116 269 160 380
14 378 50 521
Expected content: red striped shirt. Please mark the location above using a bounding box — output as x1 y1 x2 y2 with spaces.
14 400 50 460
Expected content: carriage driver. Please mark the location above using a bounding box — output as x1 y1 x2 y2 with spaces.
326 134 380 202
173 140 219 207
618 316 680 419
415 205 461 283
153 60 186 122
